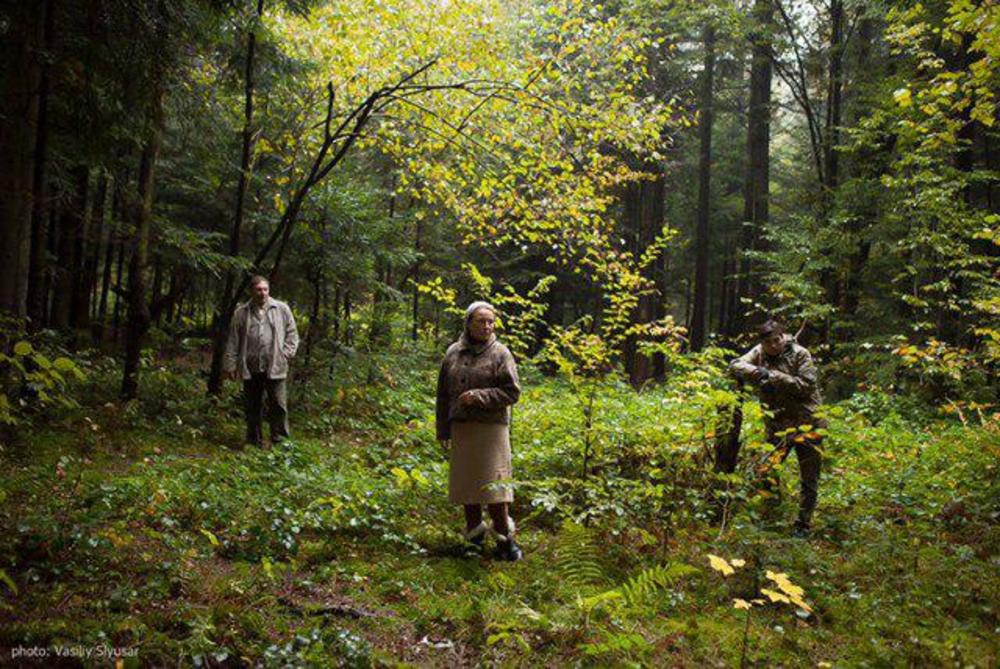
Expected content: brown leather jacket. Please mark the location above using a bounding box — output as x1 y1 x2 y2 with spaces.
729 335 825 437
435 333 521 440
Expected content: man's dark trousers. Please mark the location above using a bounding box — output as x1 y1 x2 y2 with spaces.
770 435 822 529
243 372 289 446
715 431 822 529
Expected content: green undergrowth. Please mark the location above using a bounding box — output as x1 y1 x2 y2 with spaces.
0 347 997 666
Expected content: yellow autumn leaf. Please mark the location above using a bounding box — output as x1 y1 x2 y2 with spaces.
894 87 913 107
791 595 813 613
707 554 735 576
778 581 805 599
730 558 746 568
761 588 791 604
766 570 805 599
733 598 752 610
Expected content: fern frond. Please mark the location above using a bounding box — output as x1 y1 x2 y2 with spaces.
619 562 698 609
552 520 605 587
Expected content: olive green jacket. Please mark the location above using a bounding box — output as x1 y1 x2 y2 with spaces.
729 335 824 436
435 333 521 440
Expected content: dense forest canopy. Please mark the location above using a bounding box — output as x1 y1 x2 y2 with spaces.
1 0 998 386
0 0 997 665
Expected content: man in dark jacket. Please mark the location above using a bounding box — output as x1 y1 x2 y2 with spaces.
727 319 825 536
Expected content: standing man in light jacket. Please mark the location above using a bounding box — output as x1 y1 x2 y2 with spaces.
728 319 825 537
224 275 299 447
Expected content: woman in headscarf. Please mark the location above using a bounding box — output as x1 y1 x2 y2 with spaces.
435 301 523 560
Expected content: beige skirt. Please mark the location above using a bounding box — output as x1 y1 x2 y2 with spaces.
448 421 514 504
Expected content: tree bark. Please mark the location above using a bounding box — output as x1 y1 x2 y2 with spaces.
840 16 876 326
87 173 110 326
0 0 47 318
344 289 353 345
71 168 95 329
26 0 55 329
411 213 423 340
824 0 844 197
304 267 322 365
121 87 164 400
690 24 716 352
50 168 88 330
733 0 773 336
819 0 845 333
622 177 642 376
629 162 665 386
208 0 265 395
112 236 126 333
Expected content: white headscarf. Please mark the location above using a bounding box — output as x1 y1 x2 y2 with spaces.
462 301 497 351
465 300 495 325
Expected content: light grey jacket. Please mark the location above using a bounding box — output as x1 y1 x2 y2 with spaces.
223 297 299 380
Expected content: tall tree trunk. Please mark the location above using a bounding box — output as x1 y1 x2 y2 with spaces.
0 0 47 318
101 178 124 330
630 162 665 386
824 0 844 197
42 207 58 326
718 255 731 331
344 289 353 345
150 256 163 326
87 173 109 326
411 213 423 340
840 16 876 327
112 228 126 334
622 177 642 375
71 167 95 330
121 88 164 400
164 273 176 325
733 0 773 336
819 0 845 337
304 268 322 365
208 0 265 395
332 285 341 341
690 24 716 352
50 168 88 330
26 0 55 329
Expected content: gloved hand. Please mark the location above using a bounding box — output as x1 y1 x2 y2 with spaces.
753 367 771 384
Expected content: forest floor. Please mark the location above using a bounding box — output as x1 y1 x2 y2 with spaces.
0 348 997 667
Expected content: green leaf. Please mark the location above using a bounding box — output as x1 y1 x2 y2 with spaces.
53 357 77 372
200 529 220 547
12 341 32 357
0 569 17 595
390 467 409 485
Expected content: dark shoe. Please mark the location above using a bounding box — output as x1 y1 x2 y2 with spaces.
465 534 484 556
792 523 811 539
494 538 523 562
464 522 487 556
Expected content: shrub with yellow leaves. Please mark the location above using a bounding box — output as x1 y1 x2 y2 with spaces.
706 554 815 668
